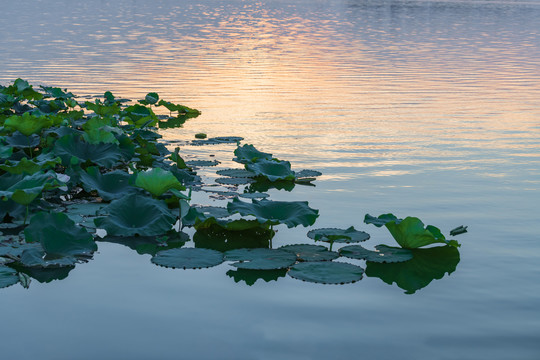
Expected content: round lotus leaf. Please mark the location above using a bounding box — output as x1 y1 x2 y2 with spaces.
215 177 255 185
339 244 413 263
54 134 126 168
186 160 220 167
192 136 243 146
0 266 19 289
288 261 364 284
151 248 224 269
225 248 297 270
307 226 370 243
216 169 256 178
295 169 322 178
239 192 269 199
193 206 230 219
19 247 78 268
279 244 339 262
65 202 107 217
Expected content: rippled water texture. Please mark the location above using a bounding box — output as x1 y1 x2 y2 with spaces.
1 0 539 359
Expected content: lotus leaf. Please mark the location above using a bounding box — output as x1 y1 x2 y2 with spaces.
151 247 223 269
226 268 287 286
239 192 269 199
0 266 19 288
19 247 78 268
246 179 296 193
82 128 119 145
0 144 13 159
295 169 323 178
339 244 413 263
79 167 137 201
94 194 176 236
365 245 460 294
135 167 185 197
192 136 243 145
194 133 207 139
122 104 158 127
381 216 459 249
246 159 296 182
216 169 256 178
85 100 121 117
14 263 74 283
194 217 270 231
288 261 364 284
364 213 400 227
143 92 159 105
0 171 63 205
227 198 319 228
194 225 273 252
225 248 296 270
233 144 272 164
40 86 74 100
157 100 201 115
99 232 188 256
65 202 107 217
0 153 62 175
279 244 339 262
4 112 54 136
2 132 40 148
186 160 220 167
54 134 126 167
25 212 96 257
450 225 468 236
215 177 255 185
307 226 370 243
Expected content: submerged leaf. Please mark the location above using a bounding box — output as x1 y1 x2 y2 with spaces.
288 262 364 284
151 247 223 269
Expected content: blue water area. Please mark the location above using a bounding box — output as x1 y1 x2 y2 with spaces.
1 0 539 359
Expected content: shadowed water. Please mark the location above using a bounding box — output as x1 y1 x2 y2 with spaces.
1 0 539 359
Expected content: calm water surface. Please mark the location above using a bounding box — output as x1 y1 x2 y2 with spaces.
1 0 539 359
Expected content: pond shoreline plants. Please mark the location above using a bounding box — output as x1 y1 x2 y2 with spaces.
1 79 466 293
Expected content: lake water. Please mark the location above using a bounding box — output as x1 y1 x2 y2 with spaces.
1 0 540 359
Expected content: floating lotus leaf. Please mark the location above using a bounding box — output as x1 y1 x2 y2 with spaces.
3 132 40 148
144 92 159 105
186 160 220 167
279 244 339 262
151 247 224 269
233 144 272 164
246 159 296 182
225 248 296 270
135 167 185 197
99 232 188 256
0 171 63 205
227 198 319 228
194 225 273 252
19 246 78 268
157 100 200 115
4 112 53 136
194 217 270 231
0 153 62 175
216 169 256 178
94 194 176 236
450 225 468 236
246 179 296 193
288 261 364 284
295 169 323 178
364 213 400 227
79 167 138 201
192 136 243 146
192 206 230 219
0 266 19 288
339 244 413 263
24 212 96 257
40 86 74 99
307 226 370 243
365 245 460 294
54 134 126 168
226 268 287 286
65 202 107 217
383 216 459 249
215 177 255 185
239 192 269 199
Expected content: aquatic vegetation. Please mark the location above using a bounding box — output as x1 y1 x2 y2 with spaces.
0 79 465 293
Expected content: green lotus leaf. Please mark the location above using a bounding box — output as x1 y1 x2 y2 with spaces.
40 86 74 99
4 112 54 136
122 104 158 127
94 194 176 236
194 225 273 252
135 167 186 197
157 116 189 129
0 199 26 221
246 159 296 182
227 198 319 228
364 213 400 227
157 100 200 115
2 132 40 148
246 178 296 193
65 202 107 217
226 268 287 286
99 232 188 256
186 160 220 167
14 263 74 283
216 169 256 178
194 217 270 231
215 177 255 185
288 261 364 284
0 266 19 289
79 167 137 201
5 79 43 100
0 171 63 205
339 244 413 263
169 147 188 169
24 212 96 257
85 100 121 116
0 144 13 159
225 248 296 270
238 192 269 199
141 92 159 105
192 136 243 145
233 144 272 164
365 245 460 294
295 169 322 178
383 216 459 249
19 246 78 268
450 225 468 236
307 227 370 243
151 247 223 269
194 133 207 139
54 134 126 167
279 244 339 262
82 128 120 145
0 153 62 175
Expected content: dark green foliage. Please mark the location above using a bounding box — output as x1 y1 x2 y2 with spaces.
339 244 413 263
279 244 339 262
288 262 364 284
151 247 223 269
225 248 297 270
307 227 370 244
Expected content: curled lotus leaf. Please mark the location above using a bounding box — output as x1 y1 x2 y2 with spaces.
4 112 53 136
94 193 176 237
151 247 224 269
79 167 138 201
233 144 272 164
307 226 370 243
215 177 255 185
279 244 339 262
225 248 296 270
0 266 20 289
216 169 256 178
24 211 97 257
364 213 400 227
54 134 126 168
246 159 296 182
383 215 459 249
288 261 364 284
135 167 186 197
227 198 319 228
339 244 413 263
